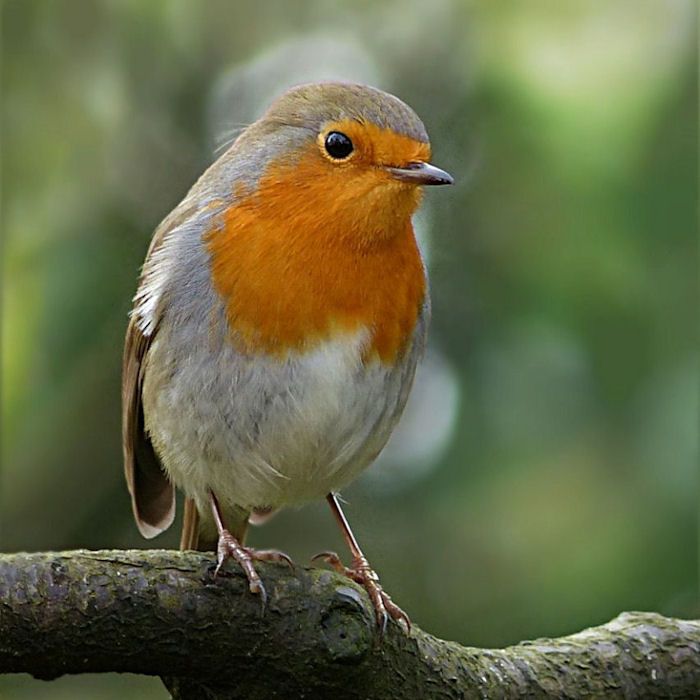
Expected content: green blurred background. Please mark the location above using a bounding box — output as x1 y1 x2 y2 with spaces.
1 1 697 697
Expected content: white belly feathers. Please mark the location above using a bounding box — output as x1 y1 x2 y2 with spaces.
142 322 418 515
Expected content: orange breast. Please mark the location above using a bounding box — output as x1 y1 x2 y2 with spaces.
206 151 427 364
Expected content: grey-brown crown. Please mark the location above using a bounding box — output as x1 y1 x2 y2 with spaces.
261 82 429 144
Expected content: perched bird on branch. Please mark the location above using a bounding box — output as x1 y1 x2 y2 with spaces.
122 81 453 631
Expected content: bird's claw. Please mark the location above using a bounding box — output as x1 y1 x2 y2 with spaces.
312 550 411 635
215 529 294 611
252 548 295 571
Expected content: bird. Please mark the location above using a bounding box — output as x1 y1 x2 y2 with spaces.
122 81 453 632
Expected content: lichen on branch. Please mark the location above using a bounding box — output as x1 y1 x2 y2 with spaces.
0 550 698 699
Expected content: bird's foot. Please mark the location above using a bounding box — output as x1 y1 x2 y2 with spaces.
215 529 293 608
312 551 410 635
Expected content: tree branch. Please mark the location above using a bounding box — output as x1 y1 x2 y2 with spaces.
0 550 697 699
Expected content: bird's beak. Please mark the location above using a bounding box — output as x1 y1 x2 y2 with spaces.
387 162 454 186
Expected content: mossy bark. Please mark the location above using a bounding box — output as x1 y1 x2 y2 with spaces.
0 550 698 698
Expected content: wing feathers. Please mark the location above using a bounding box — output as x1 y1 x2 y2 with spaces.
122 208 199 538
122 316 175 538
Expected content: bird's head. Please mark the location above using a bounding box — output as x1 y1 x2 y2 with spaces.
223 82 453 249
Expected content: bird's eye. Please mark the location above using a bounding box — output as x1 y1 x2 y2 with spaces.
324 131 353 160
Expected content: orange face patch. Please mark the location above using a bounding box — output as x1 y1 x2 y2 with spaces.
206 126 428 363
317 118 431 169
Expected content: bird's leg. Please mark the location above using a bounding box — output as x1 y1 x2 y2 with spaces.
209 491 293 607
312 492 410 634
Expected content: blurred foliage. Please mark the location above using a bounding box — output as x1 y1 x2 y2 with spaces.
1 1 697 697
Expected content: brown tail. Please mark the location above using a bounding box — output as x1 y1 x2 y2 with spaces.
179 497 202 550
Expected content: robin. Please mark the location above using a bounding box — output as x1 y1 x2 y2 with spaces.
122 81 453 631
